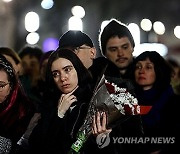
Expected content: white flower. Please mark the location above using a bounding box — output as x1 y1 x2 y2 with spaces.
105 79 139 115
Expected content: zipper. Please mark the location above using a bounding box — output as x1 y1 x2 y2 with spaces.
70 103 85 138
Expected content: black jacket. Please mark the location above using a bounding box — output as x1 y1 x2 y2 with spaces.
29 57 143 154
87 57 144 154
29 86 92 154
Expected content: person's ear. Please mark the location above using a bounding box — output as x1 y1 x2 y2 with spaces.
17 63 23 75
90 47 96 59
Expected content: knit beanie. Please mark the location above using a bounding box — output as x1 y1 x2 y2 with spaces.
99 19 135 56
59 30 94 48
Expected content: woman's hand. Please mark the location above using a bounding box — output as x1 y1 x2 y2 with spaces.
57 87 78 116
92 111 112 136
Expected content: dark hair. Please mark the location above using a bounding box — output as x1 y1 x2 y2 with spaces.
166 58 180 78
0 47 21 64
99 18 135 56
133 51 173 91
40 50 54 69
0 54 17 91
167 59 179 68
19 46 43 61
46 48 92 97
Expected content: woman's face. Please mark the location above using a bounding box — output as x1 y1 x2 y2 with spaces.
51 58 78 94
0 70 11 103
135 58 156 90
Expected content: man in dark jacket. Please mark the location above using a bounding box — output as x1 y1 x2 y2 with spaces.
87 18 144 154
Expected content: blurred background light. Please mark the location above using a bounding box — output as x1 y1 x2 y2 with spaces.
26 32 40 45
68 16 83 31
41 0 54 10
100 20 110 31
2 0 13 2
153 21 165 35
0 0 180 59
25 12 40 32
128 23 140 46
140 18 152 31
133 43 168 57
128 23 140 56
71 5 85 18
42 37 59 52
174 26 180 39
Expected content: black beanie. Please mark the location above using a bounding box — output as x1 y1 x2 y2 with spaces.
99 19 135 56
59 30 94 48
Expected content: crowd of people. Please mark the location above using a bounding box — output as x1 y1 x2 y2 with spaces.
0 18 180 154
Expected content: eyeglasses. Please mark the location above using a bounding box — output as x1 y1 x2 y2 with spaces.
0 82 10 92
74 46 92 54
76 46 91 50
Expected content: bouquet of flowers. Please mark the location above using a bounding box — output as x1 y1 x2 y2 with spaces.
70 75 140 153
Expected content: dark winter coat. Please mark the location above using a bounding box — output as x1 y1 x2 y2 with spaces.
135 85 180 154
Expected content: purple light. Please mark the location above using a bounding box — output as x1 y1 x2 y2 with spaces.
43 38 59 52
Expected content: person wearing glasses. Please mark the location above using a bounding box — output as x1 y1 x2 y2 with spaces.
0 54 34 153
58 30 96 69
0 80 10 103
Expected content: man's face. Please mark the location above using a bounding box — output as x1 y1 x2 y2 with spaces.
73 45 96 69
105 36 134 72
21 55 40 77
